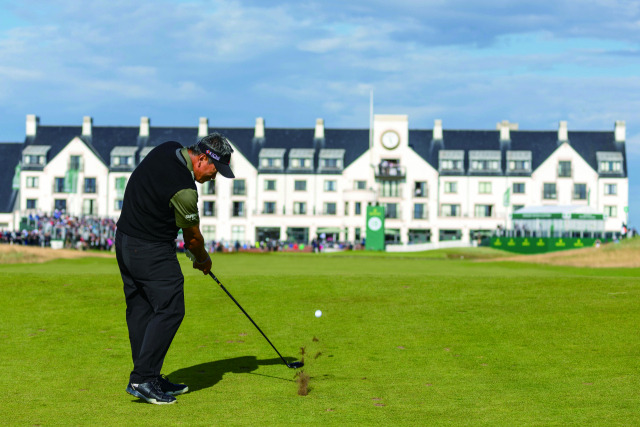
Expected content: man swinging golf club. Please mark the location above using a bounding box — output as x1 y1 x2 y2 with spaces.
115 133 235 404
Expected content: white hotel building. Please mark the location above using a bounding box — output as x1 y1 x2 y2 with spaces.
0 114 628 247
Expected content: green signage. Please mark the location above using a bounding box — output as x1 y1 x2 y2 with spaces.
490 237 603 254
365 205 385 251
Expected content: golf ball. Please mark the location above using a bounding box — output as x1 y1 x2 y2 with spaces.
315 310 322 318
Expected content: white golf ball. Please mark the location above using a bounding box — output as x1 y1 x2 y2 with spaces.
315 310 322 318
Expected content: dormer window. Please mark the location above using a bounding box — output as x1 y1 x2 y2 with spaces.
318 149 345 173
22 145 51 168
288 149 314 172
110 146 137 169
469 150 501 174
596 151 623 175
258 148 285 171
507 150 532 175
439 150 464 173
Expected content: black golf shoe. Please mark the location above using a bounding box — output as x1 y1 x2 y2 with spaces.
157 374 189 396
126 378 176 405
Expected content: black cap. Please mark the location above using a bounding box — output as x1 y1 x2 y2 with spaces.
198 141 235 178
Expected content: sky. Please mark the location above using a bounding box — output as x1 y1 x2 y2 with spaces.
0 0 638 223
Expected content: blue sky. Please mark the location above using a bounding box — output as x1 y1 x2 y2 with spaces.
0 0 638 223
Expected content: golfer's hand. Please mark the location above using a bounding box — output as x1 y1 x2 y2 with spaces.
192 255 212 275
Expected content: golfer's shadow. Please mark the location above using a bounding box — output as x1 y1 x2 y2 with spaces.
167 356 296 392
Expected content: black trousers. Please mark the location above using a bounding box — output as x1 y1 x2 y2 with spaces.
115 230 185 384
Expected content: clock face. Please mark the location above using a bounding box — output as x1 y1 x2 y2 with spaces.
381 130 400 150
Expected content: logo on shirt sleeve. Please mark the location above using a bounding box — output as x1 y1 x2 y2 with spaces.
185 213 198 221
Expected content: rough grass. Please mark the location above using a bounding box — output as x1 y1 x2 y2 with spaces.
0 249 639 425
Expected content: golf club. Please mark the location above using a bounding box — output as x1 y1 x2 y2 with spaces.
207 271 303 369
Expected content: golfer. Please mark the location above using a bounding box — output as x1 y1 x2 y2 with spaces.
115 133 235 404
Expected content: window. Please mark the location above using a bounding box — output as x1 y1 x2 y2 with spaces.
114 199 123 211
344 202 349 216
474 205 493 218
355 202 362 215
264 180 276 191
414 181 427 198
355 180 367 190
54 199 67 211
232 201 245 217
321 158 341 168
324 180 337 192
323 202 336 215
290 158 311 168
558 161 572 177
26 199 37 209
604 206 617 218
513 204 524 212
294 180 307 191
203 201 215 217
441 204 460 217
478 182 492 194
413 203 427 219
441 159 463 170
113 156 132 166
385 203 398 219
24 155 44 165
231 225 245 242
444 182 457 194
69 155 82 171
355 227 361 241
573 184 587 200
513 183 525 194
293 202 306 215
604 184 617 195
471 160 500 171
263 202 276 214
233 180 246 196
600 161 622 173
204 181 215 195
54 177 65 193
261 158 282 168
381 181 399 197
26 176 39 188
202 225 216 242
543 183 557 199
82 199 96 215
84 178 96 194
509 160 530 171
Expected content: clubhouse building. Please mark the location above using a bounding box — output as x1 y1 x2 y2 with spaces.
0 114 629 247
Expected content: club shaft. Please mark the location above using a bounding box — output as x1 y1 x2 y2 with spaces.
209 272 289 366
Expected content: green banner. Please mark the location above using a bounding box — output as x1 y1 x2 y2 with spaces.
64 169 78 193
490 236 601 254
12 163 21 190
365 205 385 251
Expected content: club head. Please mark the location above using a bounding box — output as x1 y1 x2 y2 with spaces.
287 361 304 369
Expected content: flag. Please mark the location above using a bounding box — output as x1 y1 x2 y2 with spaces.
503 187 510 207
64 169 78 193
11 163 21 190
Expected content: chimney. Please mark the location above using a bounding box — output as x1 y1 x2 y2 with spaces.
314 118 325 139
139 116 150 138
615 120 626 143
558 121 568 143
26 114 39 137
433 119 443 140
498 120 511 141
198 117 208 138
254 117 265 139
82 116 93 137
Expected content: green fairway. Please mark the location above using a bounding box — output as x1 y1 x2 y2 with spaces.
1 251 639 425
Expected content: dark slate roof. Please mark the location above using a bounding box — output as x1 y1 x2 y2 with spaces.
0 143 24 213
18 124 626 178
409 129 626 177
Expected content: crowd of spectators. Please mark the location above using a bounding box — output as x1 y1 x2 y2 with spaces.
1 211 117 251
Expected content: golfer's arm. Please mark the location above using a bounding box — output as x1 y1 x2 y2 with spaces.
183 225 209 262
